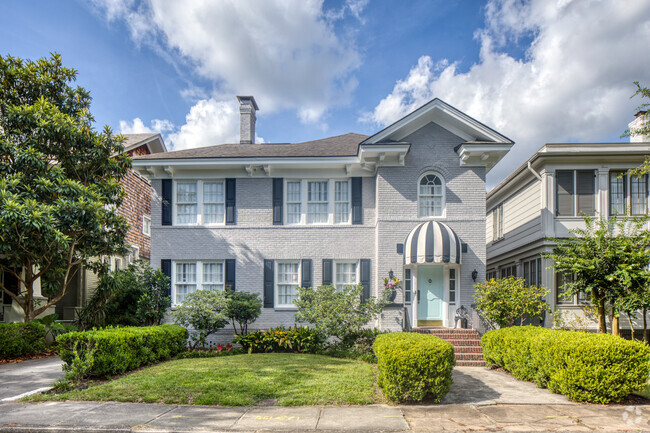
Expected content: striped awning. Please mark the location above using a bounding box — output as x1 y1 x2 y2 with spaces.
404 221 462 265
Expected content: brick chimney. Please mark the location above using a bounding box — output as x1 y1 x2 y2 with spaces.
237 96 259 144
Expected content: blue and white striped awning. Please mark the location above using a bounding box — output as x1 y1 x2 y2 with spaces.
404 221 462 265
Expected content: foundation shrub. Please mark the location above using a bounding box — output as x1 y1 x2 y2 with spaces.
234 326 325 353
56 325 187 378
482 326 650 403
373 332 455 403
0 322 46 358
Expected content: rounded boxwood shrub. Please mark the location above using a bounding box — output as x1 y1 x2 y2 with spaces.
373 332 455 403
482 326 650 404
56 324 188 377
0 322 46 358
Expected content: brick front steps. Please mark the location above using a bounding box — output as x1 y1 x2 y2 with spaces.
412 327 485 366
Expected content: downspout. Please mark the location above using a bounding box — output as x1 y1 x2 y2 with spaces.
527 161 542 181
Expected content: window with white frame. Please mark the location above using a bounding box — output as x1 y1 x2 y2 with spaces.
609 171 649 216
418 173 444 217
449 268 456 303
174 180 226 225
142 215 151 237
202 182 225 224
276 261 300 307
492 204 503 240
286 181 302 224
334 261 358 291
284 179 351 225
173 260 225 305
176 182 198 224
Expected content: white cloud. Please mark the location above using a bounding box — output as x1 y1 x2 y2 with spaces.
364 0 650 187
93 0 362 127
119 117 173 134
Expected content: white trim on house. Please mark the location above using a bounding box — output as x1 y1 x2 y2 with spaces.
274 260 301 309
333 260 359 291
172 179 226 227
283 179 351 226
417 172 446 219
142 215 151 237
171 260 225 306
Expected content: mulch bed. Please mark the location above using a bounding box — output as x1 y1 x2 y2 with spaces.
0 349 58 365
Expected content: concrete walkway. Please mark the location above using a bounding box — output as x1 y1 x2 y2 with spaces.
0 356 64 401
0 365 647 432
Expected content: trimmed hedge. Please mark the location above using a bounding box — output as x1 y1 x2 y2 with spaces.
373 332 455 403
482 326 650 404
56 325 188 377
0 322 47 358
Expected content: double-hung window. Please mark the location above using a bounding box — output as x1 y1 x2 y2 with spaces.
173 260 225 305
556 170 596 217
203 182 225 224
176 182 198 224
276 261 300 307
286 181 302 224
334 261 358 291
175 180 226 225
285 179 351 225
631 174 648 215
142 215 151 237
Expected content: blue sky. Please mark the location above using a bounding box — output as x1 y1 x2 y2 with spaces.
2 0 650 186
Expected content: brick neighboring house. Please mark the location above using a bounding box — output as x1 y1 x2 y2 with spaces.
0 133 167 322
132 96 512 338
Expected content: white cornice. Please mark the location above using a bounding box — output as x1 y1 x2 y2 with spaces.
456 143 513 173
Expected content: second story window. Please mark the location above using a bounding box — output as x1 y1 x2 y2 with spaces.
284 179 351 225
176 182 198 224
556 170 595 217
492 204 503 240
175 180 226 225
609 171 648 216
418 173 444 217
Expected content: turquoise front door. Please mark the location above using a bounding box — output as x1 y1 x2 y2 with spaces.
417 266 444 325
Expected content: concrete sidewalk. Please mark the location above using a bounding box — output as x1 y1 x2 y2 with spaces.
0 356 64 401
1 400 650 432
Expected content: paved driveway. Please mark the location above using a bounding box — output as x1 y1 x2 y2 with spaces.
0 356 64 401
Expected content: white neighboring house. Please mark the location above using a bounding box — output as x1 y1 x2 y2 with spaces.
486 114 650 332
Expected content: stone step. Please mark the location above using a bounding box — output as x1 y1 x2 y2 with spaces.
455 353 485 361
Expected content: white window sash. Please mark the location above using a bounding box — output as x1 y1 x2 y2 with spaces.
418 173 445 218
284 179 351 226
172 260 225 306
333 260 358 291
275 261 301 308
173 180 226 226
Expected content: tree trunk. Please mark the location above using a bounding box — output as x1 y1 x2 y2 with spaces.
642 307 648 344
627 311 636 341
612 314 620 337
24 279 34 322
597 297 607 333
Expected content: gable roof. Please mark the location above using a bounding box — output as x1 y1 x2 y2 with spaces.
135 133 368 160
122 133 167 154
361 98 513 145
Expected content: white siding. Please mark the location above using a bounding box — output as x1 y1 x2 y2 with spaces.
486 210 493 243
503 180 541 233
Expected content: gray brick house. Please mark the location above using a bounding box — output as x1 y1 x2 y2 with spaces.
132 96 512 333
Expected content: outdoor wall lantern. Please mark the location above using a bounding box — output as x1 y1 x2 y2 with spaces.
471 269 478 282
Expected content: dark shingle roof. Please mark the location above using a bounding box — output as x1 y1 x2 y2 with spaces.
134 133 369 160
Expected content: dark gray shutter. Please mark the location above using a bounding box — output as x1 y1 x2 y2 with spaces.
556 171 574 216
226 178 236 225
351 177 363 225
576 170 595 216
301 259 312 288
162 179 172 226
225 259 235 291
264 259 274 308
273 178 283 225
161 259 172 296
360 259 371 302
322 259 333 286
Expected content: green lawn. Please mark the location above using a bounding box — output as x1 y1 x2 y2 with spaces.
29 353 379 406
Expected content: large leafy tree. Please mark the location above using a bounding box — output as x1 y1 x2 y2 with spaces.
0 53 129 321
625 82 650 175
544 215 650 335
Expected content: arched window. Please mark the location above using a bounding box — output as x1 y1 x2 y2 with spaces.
418 173 444 217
